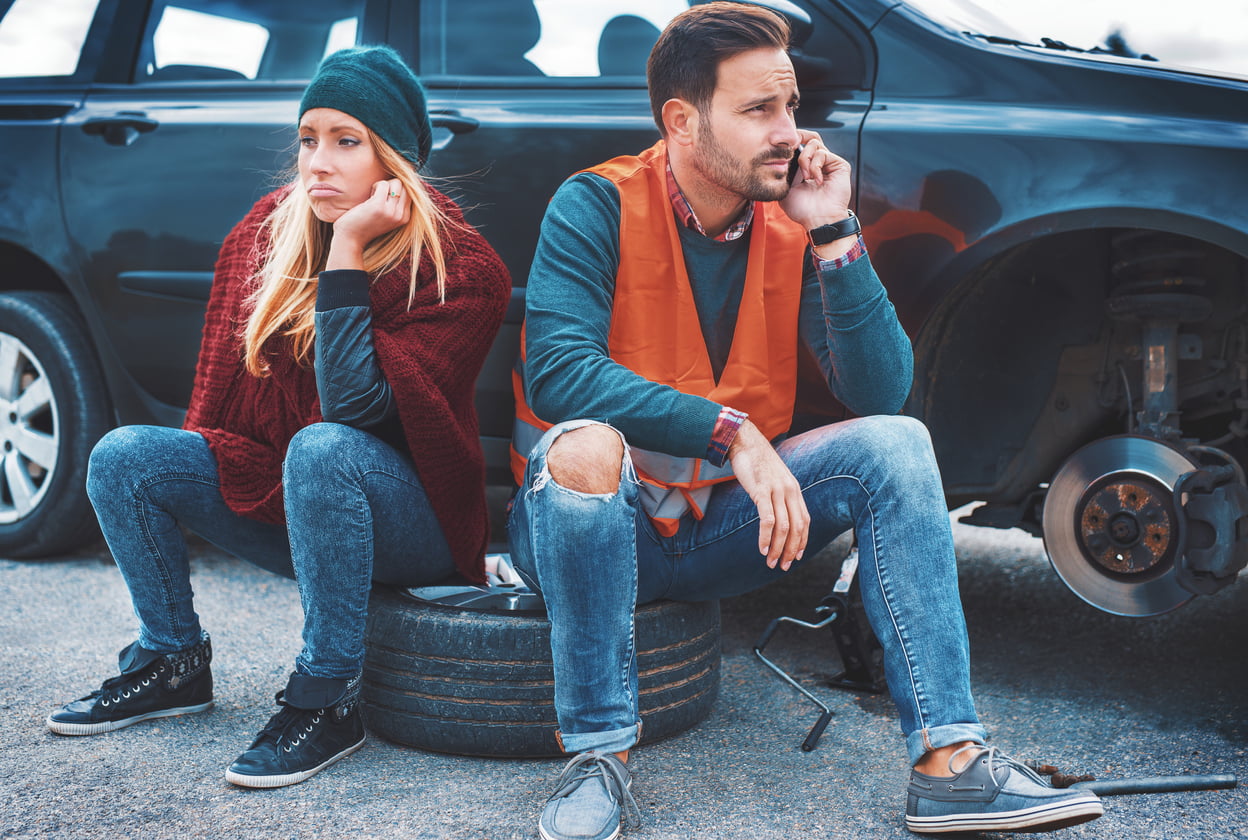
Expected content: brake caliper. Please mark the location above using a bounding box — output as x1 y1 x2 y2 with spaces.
1174 465 1248 595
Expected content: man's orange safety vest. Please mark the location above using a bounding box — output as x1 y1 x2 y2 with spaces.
511 141 808 535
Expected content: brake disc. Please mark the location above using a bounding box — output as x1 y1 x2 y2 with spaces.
1042 435 1198 617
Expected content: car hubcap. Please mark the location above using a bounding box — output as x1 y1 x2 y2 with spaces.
0 333 58 523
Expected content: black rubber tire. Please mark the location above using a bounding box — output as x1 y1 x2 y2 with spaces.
362 587 721 757
0 292 109 557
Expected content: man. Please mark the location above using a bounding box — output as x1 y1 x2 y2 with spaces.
509 5 1103 838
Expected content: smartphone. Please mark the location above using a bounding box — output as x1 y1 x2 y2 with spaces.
787 144 804 186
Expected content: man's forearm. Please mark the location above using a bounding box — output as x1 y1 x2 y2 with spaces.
524 337 722 457
801 253 913 416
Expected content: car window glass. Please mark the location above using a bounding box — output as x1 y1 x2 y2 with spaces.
793 2 869 88
150 7 269 78
324 16 359 57
0 0 101 78
418 0 866 87
135 0 364 83
419 0 688 78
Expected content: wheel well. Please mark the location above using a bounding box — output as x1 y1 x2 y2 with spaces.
912 227 1248 510
0 243 71 295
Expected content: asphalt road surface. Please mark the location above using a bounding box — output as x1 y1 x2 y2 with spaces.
1 509 1244 839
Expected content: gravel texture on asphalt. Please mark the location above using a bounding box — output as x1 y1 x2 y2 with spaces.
1 513 1244 839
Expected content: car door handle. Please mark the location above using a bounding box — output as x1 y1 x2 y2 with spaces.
81 112 160 147
430 111 479 135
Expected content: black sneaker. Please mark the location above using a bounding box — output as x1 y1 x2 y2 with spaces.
47 631 213 736
225 672 366 789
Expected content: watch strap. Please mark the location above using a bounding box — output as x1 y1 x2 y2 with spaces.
808 210 860 246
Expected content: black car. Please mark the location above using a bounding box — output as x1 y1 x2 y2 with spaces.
2 0 1247 617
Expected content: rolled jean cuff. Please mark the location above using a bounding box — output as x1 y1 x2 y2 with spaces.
907 723 989 765
559 723 639 756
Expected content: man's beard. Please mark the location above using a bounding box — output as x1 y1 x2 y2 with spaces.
694 116 792 203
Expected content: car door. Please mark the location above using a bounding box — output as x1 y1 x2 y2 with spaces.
0 0 109 285
58 0 378 416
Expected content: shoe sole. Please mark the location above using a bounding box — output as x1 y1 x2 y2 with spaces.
539 821 620 840
46 701 214 736
224 734 366 789
906 796 1104 834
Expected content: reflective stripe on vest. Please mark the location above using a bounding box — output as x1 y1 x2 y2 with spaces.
511 140 807 535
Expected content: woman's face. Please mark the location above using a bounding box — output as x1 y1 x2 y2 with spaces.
298 108 390 224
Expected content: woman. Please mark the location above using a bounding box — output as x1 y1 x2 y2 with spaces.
45 46 511 789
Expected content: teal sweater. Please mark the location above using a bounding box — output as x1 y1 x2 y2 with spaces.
523 172 913 457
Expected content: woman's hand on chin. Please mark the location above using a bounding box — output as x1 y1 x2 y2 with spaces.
325 178 411 270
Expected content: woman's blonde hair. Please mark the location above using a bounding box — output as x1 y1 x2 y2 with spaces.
241 128 453 376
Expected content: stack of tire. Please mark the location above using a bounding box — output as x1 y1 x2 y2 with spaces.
362 575 721 757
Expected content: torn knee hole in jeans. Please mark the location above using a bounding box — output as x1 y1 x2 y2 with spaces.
528 450 638 500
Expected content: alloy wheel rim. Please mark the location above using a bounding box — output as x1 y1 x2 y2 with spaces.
0 332 58 523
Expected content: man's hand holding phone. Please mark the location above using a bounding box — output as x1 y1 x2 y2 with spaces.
781 130 857 261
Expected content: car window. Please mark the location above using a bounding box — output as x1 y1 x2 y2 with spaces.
797 1 870 88
419 0 688 79
0 0 102 78
134 0 365 83
417 0 867 87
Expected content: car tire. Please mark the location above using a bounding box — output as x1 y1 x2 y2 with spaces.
0 292 109 557
362 583 721 757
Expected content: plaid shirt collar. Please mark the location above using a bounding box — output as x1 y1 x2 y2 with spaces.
666 160 754 242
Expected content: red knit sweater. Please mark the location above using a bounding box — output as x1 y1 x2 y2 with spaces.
183 187 510 582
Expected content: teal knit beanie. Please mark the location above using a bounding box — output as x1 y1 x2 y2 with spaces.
300 45 432 167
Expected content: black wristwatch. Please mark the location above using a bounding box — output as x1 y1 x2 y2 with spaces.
808 210 860 246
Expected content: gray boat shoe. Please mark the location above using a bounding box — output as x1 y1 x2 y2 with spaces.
906 744 1104 834
539 751 641 840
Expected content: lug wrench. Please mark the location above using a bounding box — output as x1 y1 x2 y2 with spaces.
1071 774 1238 796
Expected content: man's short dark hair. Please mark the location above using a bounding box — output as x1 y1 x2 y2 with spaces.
647 2 792 135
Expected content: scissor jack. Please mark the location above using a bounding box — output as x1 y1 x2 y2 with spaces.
753 544 887 751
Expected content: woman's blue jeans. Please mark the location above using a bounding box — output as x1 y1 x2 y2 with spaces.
508 415 986 765
86 423 454 680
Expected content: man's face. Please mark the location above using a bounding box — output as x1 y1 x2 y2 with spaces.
690 47 801 203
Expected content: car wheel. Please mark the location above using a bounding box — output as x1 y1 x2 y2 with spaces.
0 292 109 557
362 564 721 757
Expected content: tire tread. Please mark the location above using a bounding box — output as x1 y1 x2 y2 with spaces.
363 587 720 756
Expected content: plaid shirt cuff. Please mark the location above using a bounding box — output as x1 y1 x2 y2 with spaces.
707 407 748 467
813 234 868 271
